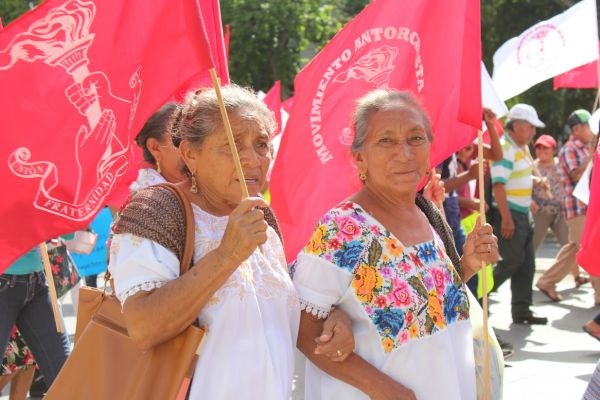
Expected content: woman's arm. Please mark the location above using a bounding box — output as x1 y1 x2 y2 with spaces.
121 197 269 350
482 108 503 162
297 312 416 400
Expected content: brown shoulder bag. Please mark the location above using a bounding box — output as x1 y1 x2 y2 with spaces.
46 183 205 400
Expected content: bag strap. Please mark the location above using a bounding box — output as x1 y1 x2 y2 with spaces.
156 183 195 275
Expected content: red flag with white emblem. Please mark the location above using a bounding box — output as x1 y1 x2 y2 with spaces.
0 0 214 271
270 0 481 261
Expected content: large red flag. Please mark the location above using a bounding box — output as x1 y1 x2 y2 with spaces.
0 0 214 271
263 80 282 136
177 0 229 95
577 140 600 275
553 43 600 90
270 0 481 261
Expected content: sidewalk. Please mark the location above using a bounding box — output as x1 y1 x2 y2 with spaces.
2 234 597 399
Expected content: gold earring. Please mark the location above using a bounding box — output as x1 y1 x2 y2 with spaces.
156 160 161 174
190 171 198 194
359 172 367 182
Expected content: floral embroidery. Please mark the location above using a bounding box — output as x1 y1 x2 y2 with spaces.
352 264 383 302
384 237 403 257
301 202 469 353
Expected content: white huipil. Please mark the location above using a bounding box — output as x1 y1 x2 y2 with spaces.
109 204 300 400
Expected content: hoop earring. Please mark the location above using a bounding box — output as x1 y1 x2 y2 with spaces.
156 160 162 174
359 172 367 182
190 171 198 194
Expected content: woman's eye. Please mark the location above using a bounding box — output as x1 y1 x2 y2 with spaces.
379 137 393 144
407 136 426 146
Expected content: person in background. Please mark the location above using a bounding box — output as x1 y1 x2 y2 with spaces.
536 110 596 304
491 103 547 325
131 102 185 192
0 248 70 393
437 108 503 259
0 327 35 400
531 134 587 301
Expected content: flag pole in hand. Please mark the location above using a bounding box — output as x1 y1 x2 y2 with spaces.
209 68 264 254
477 129 491 400
39 242 64 333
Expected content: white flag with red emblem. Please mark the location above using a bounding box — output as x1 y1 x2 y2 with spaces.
492 0 599 100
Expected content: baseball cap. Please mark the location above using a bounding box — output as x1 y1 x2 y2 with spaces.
567 109 591 128
507 104 545 128
534 134 557 148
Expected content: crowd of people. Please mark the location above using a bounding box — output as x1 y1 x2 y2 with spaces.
0 84 598 399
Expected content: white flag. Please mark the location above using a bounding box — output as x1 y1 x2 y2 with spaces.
481 61 508 117
492 0 599 100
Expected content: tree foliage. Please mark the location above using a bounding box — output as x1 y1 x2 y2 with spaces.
0 0 41 26
221 0 343 96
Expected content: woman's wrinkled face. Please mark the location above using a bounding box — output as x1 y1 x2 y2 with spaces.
191 111 272 205
355 106 430 195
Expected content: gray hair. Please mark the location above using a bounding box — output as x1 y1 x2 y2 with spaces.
171 84 276 150
351 89 433 152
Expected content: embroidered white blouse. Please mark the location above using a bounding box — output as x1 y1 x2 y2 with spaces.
129 168 166 193
108 204 300 400
292 202 476 400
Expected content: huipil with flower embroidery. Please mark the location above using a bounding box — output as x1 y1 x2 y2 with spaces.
292 202 476 400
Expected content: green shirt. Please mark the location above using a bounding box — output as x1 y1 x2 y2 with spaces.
5 248 43 275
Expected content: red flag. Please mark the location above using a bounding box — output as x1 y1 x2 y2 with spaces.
270 0 481 261
554 43 600 90
263 81 282 136
0 0 214 271
577 141 600 275
224 24 230 60
281 96 294 113
177 0 229 95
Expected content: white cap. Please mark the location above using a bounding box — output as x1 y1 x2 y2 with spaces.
507 104 545 128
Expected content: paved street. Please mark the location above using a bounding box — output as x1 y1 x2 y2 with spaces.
2 233 598 399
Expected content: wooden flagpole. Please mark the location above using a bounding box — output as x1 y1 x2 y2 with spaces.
477 129 491 400
208 68 265 255
39 242 64 333
209 68 250 199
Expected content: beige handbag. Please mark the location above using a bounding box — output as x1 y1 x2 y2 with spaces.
46 183 205 400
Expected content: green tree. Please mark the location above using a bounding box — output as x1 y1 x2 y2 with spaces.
482 0 599 142
0 0 41 26
221 0 348 96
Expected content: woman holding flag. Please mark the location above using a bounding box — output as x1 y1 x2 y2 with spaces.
108 85 354 399
292 89 499 399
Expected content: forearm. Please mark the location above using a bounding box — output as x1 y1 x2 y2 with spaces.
297 312 392 397
123 248 239 349
483 127 503 162
492 183 511 219
458 197 479 211
443 171 473 193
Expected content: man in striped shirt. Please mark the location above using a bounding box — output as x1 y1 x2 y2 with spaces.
491 104 547 325
536 109 596 304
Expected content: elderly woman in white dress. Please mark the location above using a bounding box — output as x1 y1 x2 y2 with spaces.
108 85 354 399
293 90 499 400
